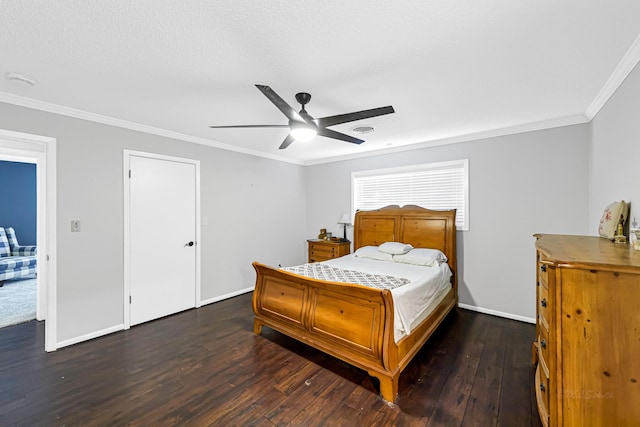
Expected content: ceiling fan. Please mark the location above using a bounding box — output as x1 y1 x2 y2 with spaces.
209 85 395 149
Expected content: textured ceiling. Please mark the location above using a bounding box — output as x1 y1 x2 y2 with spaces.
1 1 640 164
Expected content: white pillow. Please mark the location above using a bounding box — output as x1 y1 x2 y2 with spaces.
354 246 393 262
378 242 414 255
393 248 448 267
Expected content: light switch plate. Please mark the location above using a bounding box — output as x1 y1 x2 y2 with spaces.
71 220 81 232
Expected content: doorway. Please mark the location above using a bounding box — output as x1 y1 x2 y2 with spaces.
123 150 201 328
0 129 57 352
0 159 37 328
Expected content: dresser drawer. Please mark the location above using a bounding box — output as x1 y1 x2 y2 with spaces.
538 262 549 287
538 325 550 366
535 364 550 427
538 279 549 327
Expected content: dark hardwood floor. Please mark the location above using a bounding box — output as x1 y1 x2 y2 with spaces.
0 293 543 426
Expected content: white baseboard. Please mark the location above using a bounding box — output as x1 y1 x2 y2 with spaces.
199 286 254 306
54 289 255 349
457 303 536 324
57 324 124 349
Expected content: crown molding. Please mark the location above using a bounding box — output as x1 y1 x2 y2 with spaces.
0 92 304 166
584 32 640 120
304 113 589 166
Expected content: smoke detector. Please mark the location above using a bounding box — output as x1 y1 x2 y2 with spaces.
350 124 376 134
5 72 37 86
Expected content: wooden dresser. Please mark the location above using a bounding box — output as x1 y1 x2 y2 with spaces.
307 239 350 263
533 234 640 427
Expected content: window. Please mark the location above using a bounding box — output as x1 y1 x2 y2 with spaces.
352 159 469 230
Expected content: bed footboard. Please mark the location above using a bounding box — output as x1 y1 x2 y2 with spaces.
252 262 398 393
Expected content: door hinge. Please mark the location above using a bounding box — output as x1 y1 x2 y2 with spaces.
128 169 131 178
129 295 132 304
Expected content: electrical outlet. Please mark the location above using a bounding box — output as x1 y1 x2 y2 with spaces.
71 220 81 232
202 216 208 226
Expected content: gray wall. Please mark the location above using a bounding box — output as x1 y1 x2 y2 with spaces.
307 124 591 321
0 102 307 344
3 56 636 344
590 61 640 229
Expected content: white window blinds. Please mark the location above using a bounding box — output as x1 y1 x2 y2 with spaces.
352 159 469 230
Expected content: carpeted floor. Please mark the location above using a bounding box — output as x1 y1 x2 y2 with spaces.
0 276 37 329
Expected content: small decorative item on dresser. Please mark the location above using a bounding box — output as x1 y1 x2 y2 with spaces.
598 200 629 241
614 214 627 243
631 218 640 250
318 228 327 240
631 229 640 250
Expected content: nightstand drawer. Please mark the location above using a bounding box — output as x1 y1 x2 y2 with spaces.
307 240 350 263
310 248 335 262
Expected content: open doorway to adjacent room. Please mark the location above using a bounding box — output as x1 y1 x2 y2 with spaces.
0 129 57 352
0 158 38 329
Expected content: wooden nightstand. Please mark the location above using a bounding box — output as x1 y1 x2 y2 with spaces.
307 239 350 263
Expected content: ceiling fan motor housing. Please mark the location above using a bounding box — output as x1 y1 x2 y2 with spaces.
295 92 312 106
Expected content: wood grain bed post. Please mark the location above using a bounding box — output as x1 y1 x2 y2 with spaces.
375 373 399 403
374 288 399 402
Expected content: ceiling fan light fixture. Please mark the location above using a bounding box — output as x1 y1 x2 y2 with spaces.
290 124 317 142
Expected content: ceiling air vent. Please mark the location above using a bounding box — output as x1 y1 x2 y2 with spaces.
350 124 376 134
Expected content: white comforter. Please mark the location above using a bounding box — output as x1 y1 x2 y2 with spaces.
322 254 452 343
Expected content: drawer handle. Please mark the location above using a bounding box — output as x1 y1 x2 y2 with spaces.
540 264 547 273
540 339 547 349
541 298 547 308
540 383 546 392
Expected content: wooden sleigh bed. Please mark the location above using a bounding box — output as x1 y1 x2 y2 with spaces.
252 205 458 402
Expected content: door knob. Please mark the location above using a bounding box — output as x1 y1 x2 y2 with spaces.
185 241 195 247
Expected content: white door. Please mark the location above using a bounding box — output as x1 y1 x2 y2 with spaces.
128 154 197 326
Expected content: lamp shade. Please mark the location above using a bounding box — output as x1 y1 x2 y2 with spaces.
338 213 351 225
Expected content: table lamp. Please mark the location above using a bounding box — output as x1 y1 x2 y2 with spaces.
338 213 351 241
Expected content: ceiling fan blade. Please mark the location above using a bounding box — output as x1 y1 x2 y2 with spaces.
255 85 306 123
209 124 288 129
278 134 295 150
317 106 395 128
317 128 364 145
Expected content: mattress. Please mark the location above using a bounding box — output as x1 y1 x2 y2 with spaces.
321 254 452 343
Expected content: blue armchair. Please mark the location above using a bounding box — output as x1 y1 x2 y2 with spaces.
0 227 37 286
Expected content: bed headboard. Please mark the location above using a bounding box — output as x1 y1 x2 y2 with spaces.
354 205 458 295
